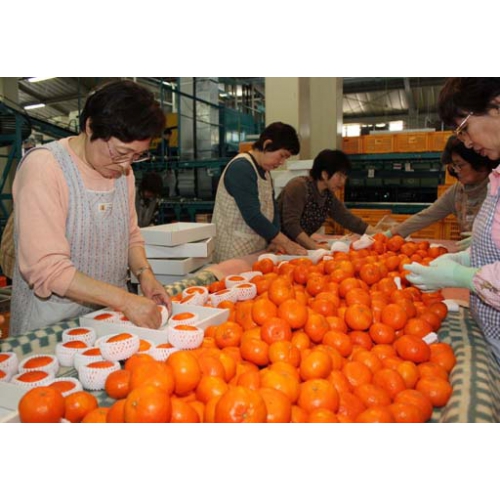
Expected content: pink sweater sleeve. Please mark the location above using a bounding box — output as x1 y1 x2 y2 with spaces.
13 140 145 298
13 149 76 298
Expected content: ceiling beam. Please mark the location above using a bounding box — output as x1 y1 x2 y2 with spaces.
343 77 447 94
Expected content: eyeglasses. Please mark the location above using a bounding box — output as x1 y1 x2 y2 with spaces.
106 141 151 165
450 162 467 173
453 112 473 139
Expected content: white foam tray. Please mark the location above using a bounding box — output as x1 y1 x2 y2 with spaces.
0 381 28 423
141 222 216 247
79 303 229 344
145 237 215 258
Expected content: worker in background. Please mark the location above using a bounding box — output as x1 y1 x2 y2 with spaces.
405 77 500 364
388 136 497 249
136 172 164 227
155 127 173 159
10 80 171 336
277 149 377 250
212 122 307 262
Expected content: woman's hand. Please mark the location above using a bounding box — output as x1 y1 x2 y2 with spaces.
138 271 172 316
270 232 307 256
121 293 163 329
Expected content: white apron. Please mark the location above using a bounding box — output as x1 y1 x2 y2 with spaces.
213 153 274 263
10 141 129 335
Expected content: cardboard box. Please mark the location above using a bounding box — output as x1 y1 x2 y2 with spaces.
148 257 211 276
0 381 28 423
79 303 229 344
145 237 215 258
141 222 216 247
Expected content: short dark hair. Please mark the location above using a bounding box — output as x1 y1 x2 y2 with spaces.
310 149 351 181
445 135 498 178
140 172 163 197
80 80 165 143
439 78 500 126
253 122 300 155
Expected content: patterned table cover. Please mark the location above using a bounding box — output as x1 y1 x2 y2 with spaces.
2 269 499 423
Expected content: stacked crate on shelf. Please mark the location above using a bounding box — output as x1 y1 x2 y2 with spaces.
349 208 393 234
388 214 443 240
441 215 461 241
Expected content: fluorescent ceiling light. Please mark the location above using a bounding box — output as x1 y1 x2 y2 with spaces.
27 77 56 83
24 103 46 110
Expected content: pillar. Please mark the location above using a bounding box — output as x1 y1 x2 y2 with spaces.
264 77 343 159
0 78 19 215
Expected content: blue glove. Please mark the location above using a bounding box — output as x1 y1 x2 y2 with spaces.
431 250 470 267
456 235 473 251
383 230 393 238
404 260 478 292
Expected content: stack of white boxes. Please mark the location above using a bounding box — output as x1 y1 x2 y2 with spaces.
135 222 216 286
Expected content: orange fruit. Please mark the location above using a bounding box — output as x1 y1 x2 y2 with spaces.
106 399 127 423
64 391 99 423
389 402 427 423
166 351 202 396
429 343 457 373
105 369 131 400
355 406 395 423
278 298 308 329
124 385 172 423
81 407 110 423
259 387 292 423
394 335 431 364
342 360 372 389
299 350 333 381
251 298 278 326
195 376 229 404
215 321 243 349
344 304 373 331
260 317 292 345
170 398 201 423
240 338 269 367
395 389 434 422
354 383 392 408
416 376 453 408
297 379 339 413
214 386 267 423
19 386 65 423
381 303 408 330
304 313 330 343
372 368 407 400
369 322 396 345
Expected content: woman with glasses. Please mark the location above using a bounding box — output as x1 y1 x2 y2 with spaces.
213 122 307 262
388 136 496 247
405 78 500 363
277 149 376 250
10 80 171 335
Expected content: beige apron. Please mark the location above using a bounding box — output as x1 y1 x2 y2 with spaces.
213 153 274 262
10 141 129 335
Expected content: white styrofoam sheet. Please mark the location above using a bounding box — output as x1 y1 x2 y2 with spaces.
148 257 211 276
0 381 28 423
80 303 229 344
141 222 216 247
145 237 215 258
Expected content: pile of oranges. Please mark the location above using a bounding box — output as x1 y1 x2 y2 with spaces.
18 234 457 423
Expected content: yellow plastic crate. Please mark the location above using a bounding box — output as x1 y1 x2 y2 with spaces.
363 135 394 154
428 131 453 152
441 215 461 240
394 132 430 153
342 136 364 155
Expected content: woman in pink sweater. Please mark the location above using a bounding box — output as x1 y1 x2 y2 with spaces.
405 78 500 363
10 80 171 335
